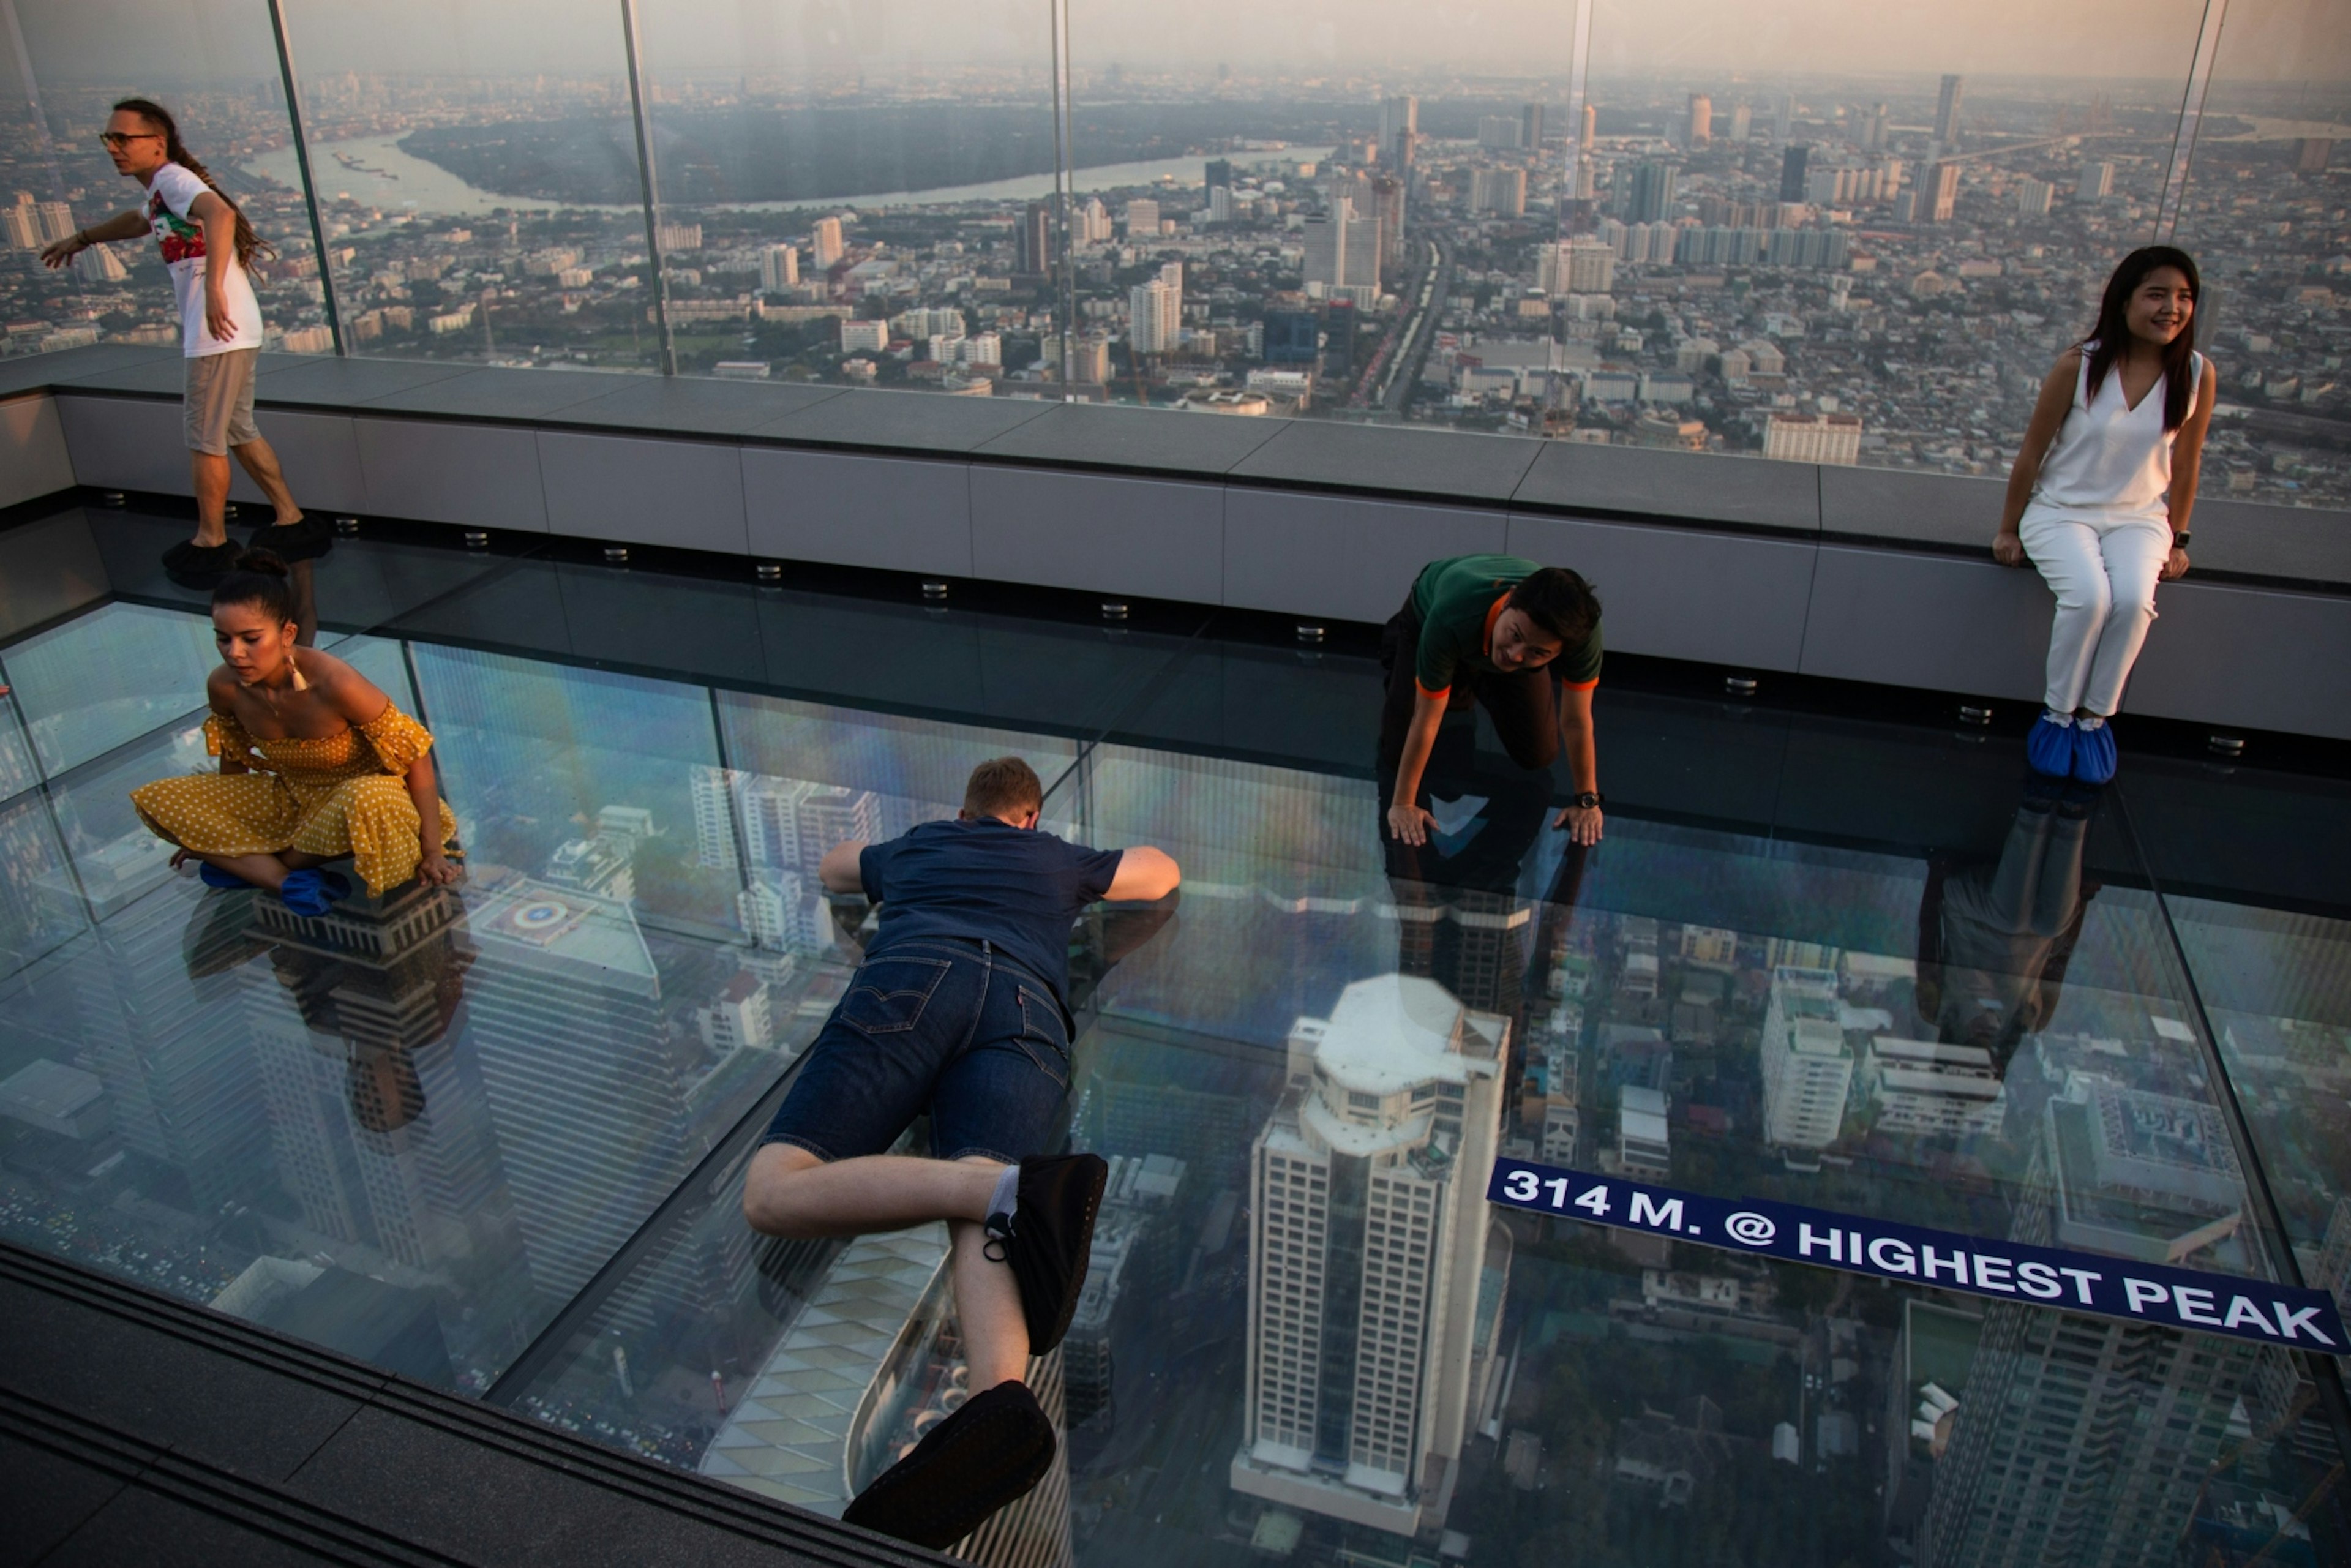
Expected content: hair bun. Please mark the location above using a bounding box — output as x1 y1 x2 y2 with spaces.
233 547 290 578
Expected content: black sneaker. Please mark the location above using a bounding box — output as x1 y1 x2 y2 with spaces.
984 1152 1108 1355
160 538 240 586
841 1379 1056 1550
251 513 333 563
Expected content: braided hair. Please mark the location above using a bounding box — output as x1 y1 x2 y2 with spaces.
113 97 276 272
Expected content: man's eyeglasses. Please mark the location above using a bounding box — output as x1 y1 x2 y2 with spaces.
99 132 162 149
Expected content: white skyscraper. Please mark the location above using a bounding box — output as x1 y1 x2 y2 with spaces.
1379 94 1418 171
1128 277 1181 354
1123 198 1160 236
1232 975 1511 1537
1760 965 1852 1151
811 216 844 269
1080 197 1111 244
1303 200 1350 292
759 244 799 293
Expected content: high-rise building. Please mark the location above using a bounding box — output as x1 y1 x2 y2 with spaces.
1759 965 1852 1149
1205 157 1234 192
1779 145 1810 204
1864 1037 2004 1137
1123 198 1160 236
73 245 128 283
1540 238 1616 296
2014 178 2053 218
1380 94 1417 171
465 878 716 1310
1580 102 1597 150
1231 975 1511 1537
1079 197 1111 244
1925 160 1961 222
1470 168 1527 217
1685 94 1713 147
811 216 844 269
1934 73 1967 146
1207 186 1237 224
1477 115 1522 151
1763 410 1862 463
1016 201 1051 274
1520 102 1547 150
1728 102 1753 143
34 200 75 245
2075 160 2115 200
1627 161 1679 223
758 244 798 293
1923 1105 2288 1567
1 196 39 250
1129 277 1180 354
1302 201 1349 292
1774 91 1795 141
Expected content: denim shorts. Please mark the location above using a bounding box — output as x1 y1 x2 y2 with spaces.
761 937 1072 1165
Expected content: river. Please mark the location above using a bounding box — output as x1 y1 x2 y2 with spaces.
241 133 1332 218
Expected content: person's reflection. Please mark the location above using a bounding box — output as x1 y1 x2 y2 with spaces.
1379 713 1582 1021
182 879 474 1137
1915 780 2103 1073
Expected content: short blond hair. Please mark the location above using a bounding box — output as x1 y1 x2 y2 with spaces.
963 756 1043 819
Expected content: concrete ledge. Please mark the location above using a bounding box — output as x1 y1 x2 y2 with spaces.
0 395 73 511
20 342 2350 740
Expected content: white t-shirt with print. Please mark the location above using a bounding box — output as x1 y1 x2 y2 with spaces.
144 162 264 357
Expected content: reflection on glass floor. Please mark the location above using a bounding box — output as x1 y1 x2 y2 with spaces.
2 503 2349 1566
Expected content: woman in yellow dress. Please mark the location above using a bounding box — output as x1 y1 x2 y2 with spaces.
132 550 459 917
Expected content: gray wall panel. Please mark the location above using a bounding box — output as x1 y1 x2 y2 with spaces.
1507 512 1818 671
741 447 973 576
970 467 1222 602
536 432 749 555
227 409 365 514
1800 546 2053 700
0 396 74 508
2121 580 2351 740
353 418 549 531
54 394 186 493
1223 488 1507 622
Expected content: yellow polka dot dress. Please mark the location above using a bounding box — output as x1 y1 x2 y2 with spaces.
131 705 459 898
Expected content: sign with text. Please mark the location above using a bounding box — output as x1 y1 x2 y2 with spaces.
1487 1157 2345 1351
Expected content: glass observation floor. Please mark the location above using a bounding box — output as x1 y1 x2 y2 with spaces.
4 501 2349 1568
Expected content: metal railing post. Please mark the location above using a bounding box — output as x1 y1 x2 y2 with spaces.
2155 0 2231 243
1049 0 1077 390
263 0 346 355
619 0 677 375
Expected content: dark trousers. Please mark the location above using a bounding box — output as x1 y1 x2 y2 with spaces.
1377 595 1561 800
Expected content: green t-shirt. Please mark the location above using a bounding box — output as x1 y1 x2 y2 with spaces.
1408 553 1603 696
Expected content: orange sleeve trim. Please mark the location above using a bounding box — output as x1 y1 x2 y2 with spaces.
1560 678 1599 691
1415 681 1451 701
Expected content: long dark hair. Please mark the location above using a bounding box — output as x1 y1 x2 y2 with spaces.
214 548 295 624
2078 245 2201 432
114 96 276 272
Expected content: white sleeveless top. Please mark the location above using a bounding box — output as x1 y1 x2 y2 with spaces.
2032 345 2204 520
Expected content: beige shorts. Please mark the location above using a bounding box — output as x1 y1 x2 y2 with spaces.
184 348 261 455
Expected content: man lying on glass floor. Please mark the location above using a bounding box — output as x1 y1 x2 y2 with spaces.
741 754 1182 1549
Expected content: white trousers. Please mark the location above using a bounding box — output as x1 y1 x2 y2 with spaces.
2020 502 2172 716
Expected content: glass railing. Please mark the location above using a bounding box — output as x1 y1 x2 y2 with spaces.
1 1 2341 513
3 498 2349 1564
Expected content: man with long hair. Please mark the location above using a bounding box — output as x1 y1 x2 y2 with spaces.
43 98 326 576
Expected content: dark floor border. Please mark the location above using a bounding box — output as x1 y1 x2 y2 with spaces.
0 1241 943 1567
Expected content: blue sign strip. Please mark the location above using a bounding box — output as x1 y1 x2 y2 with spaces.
1487 1157 2345 1351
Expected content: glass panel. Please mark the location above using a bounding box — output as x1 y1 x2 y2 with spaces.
0 600 219 776
273 0 664 371
631 0 1068 393
0 2 99 359
9 0 334 356
2168 0 2351 508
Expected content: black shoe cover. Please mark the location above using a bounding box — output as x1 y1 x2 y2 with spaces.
985 1152 1108 1356
842 1379 1055 1550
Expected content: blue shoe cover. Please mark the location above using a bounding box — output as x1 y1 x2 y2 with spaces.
2070 722 2117 786
198 862 252 891
2025 715 2075 778
277 869 336 918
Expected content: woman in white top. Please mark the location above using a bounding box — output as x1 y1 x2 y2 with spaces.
1994 246 2216 785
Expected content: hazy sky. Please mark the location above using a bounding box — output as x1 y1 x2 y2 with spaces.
14 0 2350 89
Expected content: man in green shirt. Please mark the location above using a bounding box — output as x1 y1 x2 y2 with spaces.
1379 554 1605 847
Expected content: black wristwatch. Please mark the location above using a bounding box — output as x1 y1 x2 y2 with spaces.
2172 531 2191 547
1570 791 1603 809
